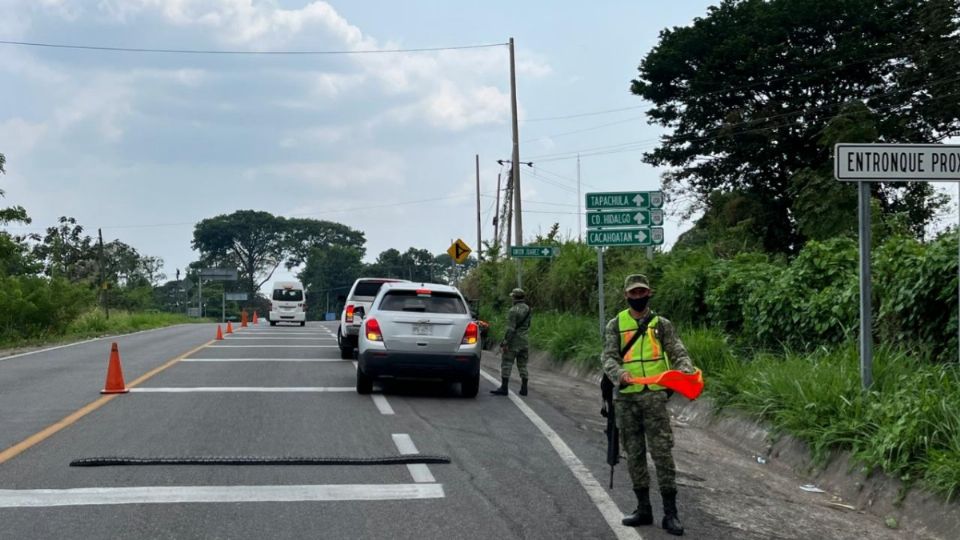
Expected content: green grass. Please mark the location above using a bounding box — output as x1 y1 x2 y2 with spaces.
0 310 204 350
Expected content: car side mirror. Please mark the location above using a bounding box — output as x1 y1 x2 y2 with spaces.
470 309 479 319
355 306 365 319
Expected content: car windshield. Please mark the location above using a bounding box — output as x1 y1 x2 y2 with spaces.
379 290 466 314
353 281 391 297
272 289 303 301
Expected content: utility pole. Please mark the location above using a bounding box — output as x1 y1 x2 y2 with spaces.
475 154 482 262
577 154 582 242
509 37 522 247
98 228 109 320
505 170 513 253
493 172 501 253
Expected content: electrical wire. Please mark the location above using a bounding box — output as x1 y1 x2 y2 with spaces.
0 39 508 55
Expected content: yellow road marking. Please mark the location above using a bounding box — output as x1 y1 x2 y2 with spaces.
0 339 214 464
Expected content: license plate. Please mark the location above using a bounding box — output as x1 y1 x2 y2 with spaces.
412 324 432 336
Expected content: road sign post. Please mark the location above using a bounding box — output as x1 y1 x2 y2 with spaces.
585 190 665 339
835 143 960 385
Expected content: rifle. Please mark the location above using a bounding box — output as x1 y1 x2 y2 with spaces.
600 374 618 488
599 311 654 489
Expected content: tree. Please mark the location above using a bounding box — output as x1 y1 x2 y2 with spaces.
298 244 364 317
33 217 97 282
285 218 365 269
192 210 366 297
0 152 41 275
632 0 960 251
192 210 289 296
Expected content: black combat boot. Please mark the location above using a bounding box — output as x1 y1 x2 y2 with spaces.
621 487 653 526
490 377 509 395
519 378 529 396
661 489 684 536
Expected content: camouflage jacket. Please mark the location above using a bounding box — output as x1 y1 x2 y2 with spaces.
601 311 694 400
502 302 532 350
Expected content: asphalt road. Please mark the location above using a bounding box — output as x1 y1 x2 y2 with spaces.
0 321 630 539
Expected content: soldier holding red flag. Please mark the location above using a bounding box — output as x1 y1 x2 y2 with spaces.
601 274 699 536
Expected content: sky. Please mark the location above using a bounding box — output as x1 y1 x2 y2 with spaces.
3 0 954 291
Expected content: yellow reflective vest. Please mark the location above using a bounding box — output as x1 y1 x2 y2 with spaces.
618 310 670 393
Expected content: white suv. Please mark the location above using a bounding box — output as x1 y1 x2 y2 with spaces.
337 277 405 358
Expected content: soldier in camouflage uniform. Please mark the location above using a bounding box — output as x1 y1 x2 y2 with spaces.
491 288 532 396
601 274 695 536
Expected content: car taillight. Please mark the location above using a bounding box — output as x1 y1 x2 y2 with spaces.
346 304 355 323
365 318 383 342
462 322 478 345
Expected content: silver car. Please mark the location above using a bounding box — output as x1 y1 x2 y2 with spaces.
356 282 481 398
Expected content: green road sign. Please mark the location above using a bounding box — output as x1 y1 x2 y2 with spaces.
510 246 559 258
586 227 664 247
585 191 663 210
586 209 663 229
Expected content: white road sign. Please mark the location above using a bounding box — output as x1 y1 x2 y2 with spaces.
835 144 960 181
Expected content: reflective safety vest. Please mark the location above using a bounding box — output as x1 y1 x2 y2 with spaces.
618 310 670 393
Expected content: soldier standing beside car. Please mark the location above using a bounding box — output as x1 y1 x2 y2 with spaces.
490 288 532 396
601 274 696 536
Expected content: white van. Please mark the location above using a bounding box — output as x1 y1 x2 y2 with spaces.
269 281 307 326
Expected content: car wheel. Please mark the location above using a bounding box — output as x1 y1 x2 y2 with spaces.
356 366 373 394
338 330 353 359
461 374 480 398
269 320 277 327
300 321 306 327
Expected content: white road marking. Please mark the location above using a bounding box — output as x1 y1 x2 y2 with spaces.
0 484 444 507
479 369 642 540
372 395 395 415
129 387 355 393
229 333 323 336
182 358 347 363
392 434 435 483
224 337 335 340
208 345 339 348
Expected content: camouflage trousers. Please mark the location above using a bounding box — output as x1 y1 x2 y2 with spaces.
500 347 529 379
615 390 676 492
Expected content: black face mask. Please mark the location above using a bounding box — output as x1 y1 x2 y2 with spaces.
627 296 649 312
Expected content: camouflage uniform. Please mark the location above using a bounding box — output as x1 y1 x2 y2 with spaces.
501 296 532 378
601 300 694 493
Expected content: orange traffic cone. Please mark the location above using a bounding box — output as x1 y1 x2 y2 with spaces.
101 342 129 394
216 325 224 340
241 310 248 328
253 311 259 324
226 321 234 334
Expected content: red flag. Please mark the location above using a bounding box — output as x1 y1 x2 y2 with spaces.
625 369 704 400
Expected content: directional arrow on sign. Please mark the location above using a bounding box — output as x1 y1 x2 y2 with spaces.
636 229 647 243
634 212 646 225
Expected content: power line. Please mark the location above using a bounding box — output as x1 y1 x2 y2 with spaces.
529 77 960 163
522 115 647 143
525 105 647 122
0 39 508 55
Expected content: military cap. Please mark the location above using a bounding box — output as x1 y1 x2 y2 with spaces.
510 288 526 299
623 274 651 292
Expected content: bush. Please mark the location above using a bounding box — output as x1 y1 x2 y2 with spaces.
0 275 92 343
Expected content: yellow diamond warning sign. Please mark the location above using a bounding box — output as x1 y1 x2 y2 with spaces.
447 238 472 264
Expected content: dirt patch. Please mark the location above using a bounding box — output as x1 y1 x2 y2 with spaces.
482 347 958 539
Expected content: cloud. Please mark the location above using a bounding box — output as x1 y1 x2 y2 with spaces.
252 150 406 190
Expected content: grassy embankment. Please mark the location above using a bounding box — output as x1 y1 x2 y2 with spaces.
0 310 202 351
481 309 960 500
